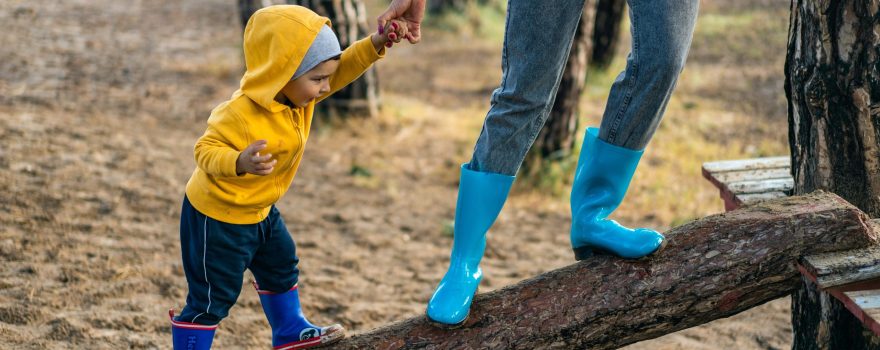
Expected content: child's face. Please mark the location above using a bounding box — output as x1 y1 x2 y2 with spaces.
281 59 340 108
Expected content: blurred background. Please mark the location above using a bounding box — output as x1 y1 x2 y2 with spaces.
0 0 792 348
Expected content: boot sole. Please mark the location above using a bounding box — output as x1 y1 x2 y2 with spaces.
426 312 468 330
573 238 668 261
425 288 479 330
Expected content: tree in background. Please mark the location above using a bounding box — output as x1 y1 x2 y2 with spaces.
238 0 380 118
427 0 503 14
589 0 626 70
786 0 880 348
521 1 597 184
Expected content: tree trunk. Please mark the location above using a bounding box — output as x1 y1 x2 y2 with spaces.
428 0 472 14
238 0 260 29
239 0 380 117
523 1 596 173
786 0 880 217
334 191 877 349
590 0 626 70
786 1 880 347
238 0 282 29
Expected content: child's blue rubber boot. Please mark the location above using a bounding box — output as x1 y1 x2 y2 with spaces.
254 282 345 350
170 309 217 350
570 127 665 260
426 164 514 327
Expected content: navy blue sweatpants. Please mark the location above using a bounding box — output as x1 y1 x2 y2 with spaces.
177 196 299 325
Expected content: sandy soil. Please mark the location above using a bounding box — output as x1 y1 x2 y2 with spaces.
0 0 793 348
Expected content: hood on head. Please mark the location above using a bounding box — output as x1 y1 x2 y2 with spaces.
239 5 330 112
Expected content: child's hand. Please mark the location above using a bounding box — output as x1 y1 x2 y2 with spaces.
236 140 276 176
371 19 409 51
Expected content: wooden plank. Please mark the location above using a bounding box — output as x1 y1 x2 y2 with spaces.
855 290 880 330
700 158 793 211
737 191 789 205
841 289 880 336
727 178 794 194
710 167 792 185
801 238 880 289
798 228 880 338
796 261 880 336
701 156 790 173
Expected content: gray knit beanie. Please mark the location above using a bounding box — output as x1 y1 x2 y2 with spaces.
292 25 342 80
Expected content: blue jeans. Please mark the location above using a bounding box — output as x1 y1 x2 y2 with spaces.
469 0 699 175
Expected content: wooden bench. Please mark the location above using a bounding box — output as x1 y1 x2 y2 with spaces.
701 156 793 212
797 245 880 334
702 156 880 343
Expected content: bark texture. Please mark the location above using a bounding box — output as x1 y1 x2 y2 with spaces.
786 0 880 217
787 1 880 346
335 191 877 349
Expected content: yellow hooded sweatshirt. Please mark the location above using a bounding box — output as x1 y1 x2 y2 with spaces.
185 5 384 224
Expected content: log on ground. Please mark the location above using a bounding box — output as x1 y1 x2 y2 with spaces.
337 191 879 350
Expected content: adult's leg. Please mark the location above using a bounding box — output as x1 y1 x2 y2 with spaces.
598 0 700 149
569 0 699 260
427 0 587 328
468 0 587 176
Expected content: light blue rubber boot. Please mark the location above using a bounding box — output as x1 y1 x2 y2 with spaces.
570 127 665 260
254 283 345 349
169 309 217 350
426 164 514 327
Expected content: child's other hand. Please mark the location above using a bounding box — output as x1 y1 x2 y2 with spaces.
236 140 276 176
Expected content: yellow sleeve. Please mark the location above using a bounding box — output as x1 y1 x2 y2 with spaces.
317 36 385 102
193 110 245 178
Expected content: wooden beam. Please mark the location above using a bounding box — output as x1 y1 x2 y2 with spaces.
701 156 790 173
336 191 878 349
800 236 880 289
701 157 795 211
794 265 880 347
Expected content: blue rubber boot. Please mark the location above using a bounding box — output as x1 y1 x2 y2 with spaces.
169 309 217 350
253 282 345 350
426 164 515 327
570 127 665 260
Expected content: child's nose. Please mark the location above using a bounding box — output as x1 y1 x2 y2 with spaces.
320 81 330 94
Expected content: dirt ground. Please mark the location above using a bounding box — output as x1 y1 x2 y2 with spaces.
0 0 794 348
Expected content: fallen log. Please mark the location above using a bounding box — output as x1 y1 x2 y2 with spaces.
336 191 879 349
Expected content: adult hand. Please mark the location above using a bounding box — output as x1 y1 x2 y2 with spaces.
376 0 425 44
236 140 276 176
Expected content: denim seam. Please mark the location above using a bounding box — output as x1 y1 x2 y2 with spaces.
606 1 640 144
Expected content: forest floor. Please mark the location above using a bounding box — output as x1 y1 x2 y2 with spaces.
0 0 793 348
